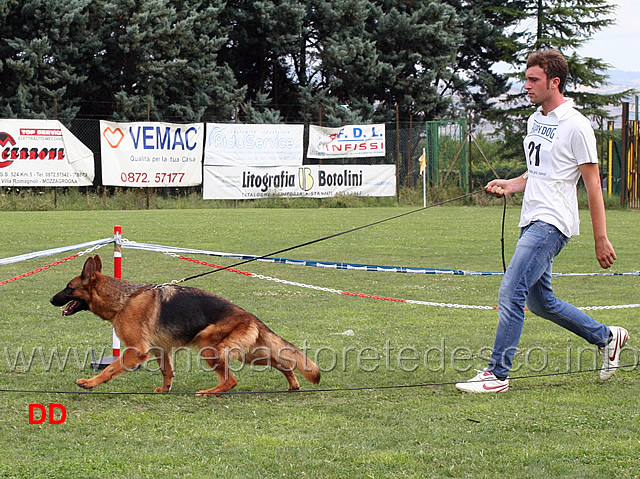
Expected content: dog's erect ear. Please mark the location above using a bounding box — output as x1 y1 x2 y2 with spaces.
82 256 97 282
93 255 102 273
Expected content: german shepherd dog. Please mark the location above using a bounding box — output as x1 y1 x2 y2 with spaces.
50 255 320 395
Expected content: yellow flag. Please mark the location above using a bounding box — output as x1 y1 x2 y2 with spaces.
419 148 426 175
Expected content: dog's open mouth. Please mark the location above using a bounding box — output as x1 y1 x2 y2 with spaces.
61 300 88 316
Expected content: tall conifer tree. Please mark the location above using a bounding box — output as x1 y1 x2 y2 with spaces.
0 0 243 121
488 0 634 170
499 0 633 131
0 0 98 119
82 0 243 121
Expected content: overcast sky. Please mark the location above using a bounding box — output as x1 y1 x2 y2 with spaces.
577 0 640 72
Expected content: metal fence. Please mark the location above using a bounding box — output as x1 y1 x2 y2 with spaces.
619 102 640 208
425 120 469 194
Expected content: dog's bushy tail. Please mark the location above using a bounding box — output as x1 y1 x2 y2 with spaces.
265 330 321 385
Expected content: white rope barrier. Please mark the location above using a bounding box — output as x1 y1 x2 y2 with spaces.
120 239 640 277
2 235 638 311
0 238 113 265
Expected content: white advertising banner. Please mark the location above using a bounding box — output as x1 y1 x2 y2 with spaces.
100 120 204 187
307 124 385 158
203 164 396 199
0 119 94 186
205 123 304 166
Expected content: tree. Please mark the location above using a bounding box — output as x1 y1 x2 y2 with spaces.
217 0 309 123
0 0 555 126
496 0 634 132
80 0 244 121
297 0 386 124
443 0 526 120
221 0 520 125
481 0 637 173
0 0 244 122
366 1 462 121
0 0 99 119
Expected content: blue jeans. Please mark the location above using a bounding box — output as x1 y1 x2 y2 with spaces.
488 220 611 378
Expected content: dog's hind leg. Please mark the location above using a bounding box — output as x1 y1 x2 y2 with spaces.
196 367 238 397
76 345 150 390
257 359 301 391
246 349 301 391
277 365 301 391
196 347 238 396
152 350 174 393
194 321 260 396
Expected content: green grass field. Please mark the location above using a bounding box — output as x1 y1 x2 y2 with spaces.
0 205 638 478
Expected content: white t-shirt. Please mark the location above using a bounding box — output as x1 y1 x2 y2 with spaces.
519 98 598 237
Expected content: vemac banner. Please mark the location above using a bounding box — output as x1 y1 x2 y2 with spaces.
205 123 303 166
203 165 396 200
100 120 204 187
307 124 385 158
0 119 94 186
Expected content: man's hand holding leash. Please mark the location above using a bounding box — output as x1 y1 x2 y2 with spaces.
484 173 528 198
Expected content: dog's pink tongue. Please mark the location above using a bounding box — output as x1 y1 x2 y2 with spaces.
62 302 77 316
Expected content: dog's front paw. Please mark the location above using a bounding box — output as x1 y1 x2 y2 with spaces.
76 378 96 389
196 389 223 397
153 386 171 393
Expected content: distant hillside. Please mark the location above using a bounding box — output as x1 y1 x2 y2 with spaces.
598 70 640 95
589 71 639 124
500 70 639 124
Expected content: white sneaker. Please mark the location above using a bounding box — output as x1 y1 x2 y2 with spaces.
455 368 509 393
600 326 629 381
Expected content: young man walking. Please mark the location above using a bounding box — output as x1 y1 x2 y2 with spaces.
455 49 628 393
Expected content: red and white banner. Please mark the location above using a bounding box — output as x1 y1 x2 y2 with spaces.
203 164 396 199
307 124 385 159
100 120 204 187
0 119 94 186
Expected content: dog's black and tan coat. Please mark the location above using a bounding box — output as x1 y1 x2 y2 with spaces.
50 255 320 395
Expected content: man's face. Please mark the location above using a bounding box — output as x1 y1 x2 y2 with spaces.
524 65 553 105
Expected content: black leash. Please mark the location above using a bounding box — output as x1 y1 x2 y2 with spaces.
1 363 635 396
469 134 508 272
171 190 485 285
501 196 507 272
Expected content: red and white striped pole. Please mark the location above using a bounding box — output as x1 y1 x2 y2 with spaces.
112 225 122 358
91 225 123 370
